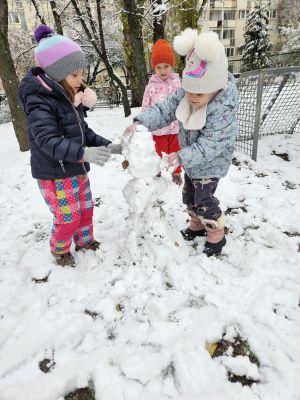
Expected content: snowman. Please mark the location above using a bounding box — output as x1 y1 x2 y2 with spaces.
122 125 187 267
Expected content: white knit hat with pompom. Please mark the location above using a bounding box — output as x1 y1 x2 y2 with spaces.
173 29 228 93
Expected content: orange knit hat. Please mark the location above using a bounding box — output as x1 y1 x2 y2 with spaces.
151 39 175 68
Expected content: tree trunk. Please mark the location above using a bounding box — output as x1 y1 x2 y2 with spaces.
29 0 46 25
96 0 131 116
50 1 64 35
0 1 28 151
120 0 148 107
152 0 166 42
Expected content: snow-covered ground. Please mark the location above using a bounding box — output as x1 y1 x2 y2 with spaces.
0 107 299 400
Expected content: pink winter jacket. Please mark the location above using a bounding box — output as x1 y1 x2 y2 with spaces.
141 72 181 136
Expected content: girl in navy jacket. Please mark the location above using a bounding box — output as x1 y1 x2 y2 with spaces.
18 25 121 267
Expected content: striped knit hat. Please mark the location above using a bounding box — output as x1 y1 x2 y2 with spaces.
34 25 88 82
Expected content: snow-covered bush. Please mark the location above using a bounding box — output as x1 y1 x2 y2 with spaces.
280 23 300 53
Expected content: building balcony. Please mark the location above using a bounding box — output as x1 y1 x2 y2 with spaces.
210 0 237 8
209 19 236 28
208 20 219 28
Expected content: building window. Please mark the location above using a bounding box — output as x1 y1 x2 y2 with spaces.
224 10 236 20
15 0 22 5
223 29 235 39
266 9 277 19
210 10 221 20
225 47 235 57
239 10 249 19
9 12 21 23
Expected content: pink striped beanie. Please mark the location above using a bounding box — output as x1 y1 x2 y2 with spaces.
34 25 87 82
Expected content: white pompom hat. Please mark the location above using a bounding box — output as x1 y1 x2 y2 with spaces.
173 29 228 93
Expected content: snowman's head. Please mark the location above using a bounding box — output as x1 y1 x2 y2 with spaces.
122 125 161 179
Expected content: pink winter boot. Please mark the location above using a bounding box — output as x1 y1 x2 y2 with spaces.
181 213 207 241
202 213 226 257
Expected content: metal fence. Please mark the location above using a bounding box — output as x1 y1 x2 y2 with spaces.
229 51 300 77
236 66 300 160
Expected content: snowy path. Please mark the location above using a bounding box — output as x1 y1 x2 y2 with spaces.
0 109 299 400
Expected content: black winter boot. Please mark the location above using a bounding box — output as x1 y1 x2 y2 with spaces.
181 227 207 241
203 237 226 257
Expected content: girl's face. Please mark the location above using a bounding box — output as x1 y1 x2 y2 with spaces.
64 69 84 93
186 91 217 110
155 63 173 80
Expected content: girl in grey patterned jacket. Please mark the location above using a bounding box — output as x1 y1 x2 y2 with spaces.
125 29 239 257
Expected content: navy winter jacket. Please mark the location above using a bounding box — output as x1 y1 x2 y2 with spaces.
18 67 111 180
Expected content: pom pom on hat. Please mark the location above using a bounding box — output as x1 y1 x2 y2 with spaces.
173 28 198 56
194 31 224 62
34 25 54 43
151 39 175 68
173 28 229 94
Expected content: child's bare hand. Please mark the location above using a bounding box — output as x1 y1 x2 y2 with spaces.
123 123 139 138
165 152 179 168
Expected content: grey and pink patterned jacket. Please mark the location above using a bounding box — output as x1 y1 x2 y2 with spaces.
134 73 239 179
141 72 181 136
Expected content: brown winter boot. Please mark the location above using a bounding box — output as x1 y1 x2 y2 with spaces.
181 214 207 241
52 251 75 267
75 240 101 252
202 213 226 257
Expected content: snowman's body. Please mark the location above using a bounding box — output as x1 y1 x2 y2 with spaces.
122 126 187 267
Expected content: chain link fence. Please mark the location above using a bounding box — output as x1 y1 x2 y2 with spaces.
236 66 300 160
228 51 300 77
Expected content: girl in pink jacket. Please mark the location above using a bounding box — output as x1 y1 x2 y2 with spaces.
142 39 182 184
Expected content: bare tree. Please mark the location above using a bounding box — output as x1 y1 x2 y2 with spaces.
0 1 28 151
277 0 300 28
151 0 167 42
9 28 34 78
70 0 131 116
29 0 69 34
49 0 64 34
119 0 149 107
29 0 47 24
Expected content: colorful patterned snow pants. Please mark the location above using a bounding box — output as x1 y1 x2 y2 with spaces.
38 175 95 254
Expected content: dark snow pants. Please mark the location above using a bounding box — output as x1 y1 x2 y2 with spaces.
182 174 221 221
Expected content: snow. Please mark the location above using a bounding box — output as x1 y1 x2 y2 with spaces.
0 107 300 400
218 355 260 380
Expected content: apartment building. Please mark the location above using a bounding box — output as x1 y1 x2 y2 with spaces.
9 0 281 57
8 0 60 34
7 0 29 31
200 0 281 59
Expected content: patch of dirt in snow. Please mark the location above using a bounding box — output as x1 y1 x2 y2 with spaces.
209 334 260 387
65 387 95 400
